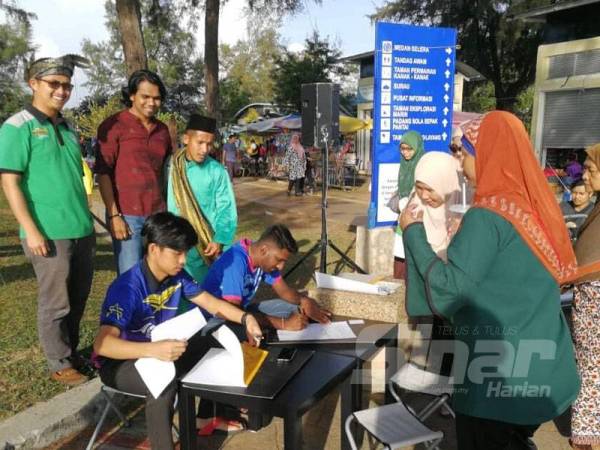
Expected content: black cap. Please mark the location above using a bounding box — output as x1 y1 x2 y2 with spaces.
186 114 217 133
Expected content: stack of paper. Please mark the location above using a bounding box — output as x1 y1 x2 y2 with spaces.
315 271 401 295
182 325 268 387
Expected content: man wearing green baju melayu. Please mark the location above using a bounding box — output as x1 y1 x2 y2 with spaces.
167 114 237 282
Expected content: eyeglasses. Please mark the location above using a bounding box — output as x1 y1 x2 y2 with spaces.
399 145 414 152
37 78 74 91
449 143 462 154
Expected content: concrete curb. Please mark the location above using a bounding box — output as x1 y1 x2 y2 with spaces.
0 378 103 449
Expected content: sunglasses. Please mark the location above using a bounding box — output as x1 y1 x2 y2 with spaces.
37 78 74 91
449 143 462 154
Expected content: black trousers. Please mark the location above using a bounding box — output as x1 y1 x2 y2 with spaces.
99 332 219 450
288 177 305 194
456 413 539 450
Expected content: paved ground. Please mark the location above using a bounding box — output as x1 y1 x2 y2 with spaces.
51 176 571 449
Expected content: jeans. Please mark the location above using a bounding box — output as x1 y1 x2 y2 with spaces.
111 214 146 275
22 234 96 372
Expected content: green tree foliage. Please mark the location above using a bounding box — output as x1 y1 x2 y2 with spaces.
64 96 123 139
0 1 36 122
66 95 184 139
462 81 534 128
462 81 496 113
219 28 283 120
194 0 320 118
218 78 252 122
80 1 125 100
515 84 534 131
271 32 348 111
81 0 203 117
371 0 544 111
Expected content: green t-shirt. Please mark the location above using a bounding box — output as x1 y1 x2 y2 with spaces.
403 208 580 425
0 107 93 240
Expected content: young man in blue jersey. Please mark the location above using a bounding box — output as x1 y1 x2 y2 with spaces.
202 224 331 333
93 212 261 450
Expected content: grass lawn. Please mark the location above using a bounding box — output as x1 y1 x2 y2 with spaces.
0 186 358 420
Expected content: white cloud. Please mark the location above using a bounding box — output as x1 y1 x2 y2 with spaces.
34 34 61 57
219 0 247 45
287 42 304 53
193 0 248 50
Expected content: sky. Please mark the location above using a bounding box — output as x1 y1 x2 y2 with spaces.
13 0 387 106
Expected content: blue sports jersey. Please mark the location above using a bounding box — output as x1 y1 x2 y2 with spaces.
99 260 204 343
201 238 281 309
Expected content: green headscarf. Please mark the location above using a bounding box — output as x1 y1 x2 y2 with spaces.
397 130 425 197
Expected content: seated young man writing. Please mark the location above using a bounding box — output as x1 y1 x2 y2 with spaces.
93 212 262 450
201 223 332 333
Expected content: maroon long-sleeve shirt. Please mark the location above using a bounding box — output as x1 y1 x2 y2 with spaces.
95 110 171 216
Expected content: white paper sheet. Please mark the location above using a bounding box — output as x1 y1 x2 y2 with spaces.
315 272 400 295
348 319 365 325
181 325 246 387
182 348 245 387
277 321 356 342
135 308 208 398
150 307 207 342
135 358 176 399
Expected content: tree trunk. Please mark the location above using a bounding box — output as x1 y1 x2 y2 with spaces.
204 0 219 118
116 0 148 76
494 81 517 112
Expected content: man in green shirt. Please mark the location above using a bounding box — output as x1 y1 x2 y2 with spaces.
167 114 237 282
0 55 95 386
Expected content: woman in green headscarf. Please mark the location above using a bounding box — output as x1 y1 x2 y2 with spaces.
393 130 425 279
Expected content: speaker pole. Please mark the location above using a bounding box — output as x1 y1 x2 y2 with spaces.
319 125 328 273
284 124 366 278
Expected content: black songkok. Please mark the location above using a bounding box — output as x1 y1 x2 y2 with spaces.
25 54 90 81
186 114 217 134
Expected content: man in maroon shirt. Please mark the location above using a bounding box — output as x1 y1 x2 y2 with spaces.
95 70 171 274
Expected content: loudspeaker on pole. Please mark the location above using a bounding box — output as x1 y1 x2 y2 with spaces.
301 83 340 147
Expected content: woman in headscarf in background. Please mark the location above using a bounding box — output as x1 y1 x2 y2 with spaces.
400 111 580 449
283 133 307 196
393 130 425 279
570 143 600 450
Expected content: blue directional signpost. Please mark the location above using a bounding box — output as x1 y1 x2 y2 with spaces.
371 22 457 227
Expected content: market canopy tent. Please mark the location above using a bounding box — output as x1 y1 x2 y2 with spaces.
235 114 372 134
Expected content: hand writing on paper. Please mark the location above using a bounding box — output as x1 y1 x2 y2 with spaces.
284 313 309 331
299 296 332 324
152 339 187 361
